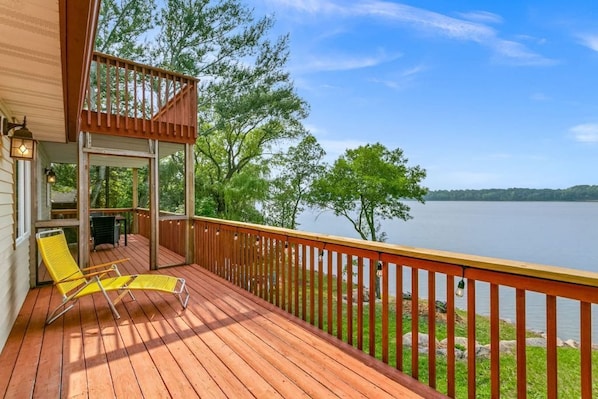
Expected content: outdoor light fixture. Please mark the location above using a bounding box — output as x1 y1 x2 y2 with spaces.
318 249 325 261
45 168 56 184
455 268 468 298
376 261 383 278
2 116 35 160
455 278 465 297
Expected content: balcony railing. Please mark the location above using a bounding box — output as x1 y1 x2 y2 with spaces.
181 216 597 398
82 52 198 144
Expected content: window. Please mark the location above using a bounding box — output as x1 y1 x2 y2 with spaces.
15 160 31 243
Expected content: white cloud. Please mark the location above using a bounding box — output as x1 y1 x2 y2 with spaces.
266 0 554 66
369 64 426 89
457 11 503 25
570 123 598 143
578 34 598 52
298 51 402 73
530 92 551 101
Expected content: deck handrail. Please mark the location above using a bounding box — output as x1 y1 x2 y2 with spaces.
181 215 597 398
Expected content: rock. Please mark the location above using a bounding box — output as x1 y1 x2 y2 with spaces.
402 332 439 348
526 337 547 348
564 339 578 348
351 288 370 303
476 345 491 359
499 340 517 353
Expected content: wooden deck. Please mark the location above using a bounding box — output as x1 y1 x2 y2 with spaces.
0 235 442 398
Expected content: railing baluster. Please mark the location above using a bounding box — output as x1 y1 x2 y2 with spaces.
293 244 303 317
310 247 316 324
490 283 500 398
396 264 403 371
96 57 101 126
327 249 333 335
106 58 111 127
428 271 436 389
301 244 307 321
357 256 364 350
412 267 419 380
336 251 343 340
467 278 476 399
115 63 120 129
381 260 389 364
347 255 353 345
446 275 456 398
369 257 376 357
580 301 592 398
318 247 324 329
516 288 527 399
546 295 557 399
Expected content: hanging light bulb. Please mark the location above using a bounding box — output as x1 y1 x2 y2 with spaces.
376 261 383 277
455 278 465 297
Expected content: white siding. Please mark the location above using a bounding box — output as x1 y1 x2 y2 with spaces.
0 136 30 352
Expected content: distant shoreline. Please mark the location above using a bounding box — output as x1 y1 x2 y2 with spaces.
425 185 598 201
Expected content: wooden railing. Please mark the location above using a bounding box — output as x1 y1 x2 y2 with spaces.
136 208 187 256
81 52 198 144
191 216 598 398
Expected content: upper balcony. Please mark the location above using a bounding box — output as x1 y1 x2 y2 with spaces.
81 52 198 144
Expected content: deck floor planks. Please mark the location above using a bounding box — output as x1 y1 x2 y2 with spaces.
0 287 39 394
183 270 346 398
32 288 65 399
4 283 52 398
167 287 309 398
138 286 256 399
0 234 437 399
186 266 397 399
93 299 145 398
121 290 200 399
79 294 116 399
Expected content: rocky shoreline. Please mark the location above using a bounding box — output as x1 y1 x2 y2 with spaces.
343 289 595 355
402 331 596 361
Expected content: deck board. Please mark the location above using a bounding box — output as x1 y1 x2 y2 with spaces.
0 234 442 399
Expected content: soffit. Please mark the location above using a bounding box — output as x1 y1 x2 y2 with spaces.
0 0 66 143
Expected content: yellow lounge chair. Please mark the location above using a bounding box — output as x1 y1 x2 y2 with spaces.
36 229 190 324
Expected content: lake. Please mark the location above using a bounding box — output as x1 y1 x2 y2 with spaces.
297 201 598 342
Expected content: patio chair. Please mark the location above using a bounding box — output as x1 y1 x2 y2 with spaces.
36 229 190 324
90 215 120 250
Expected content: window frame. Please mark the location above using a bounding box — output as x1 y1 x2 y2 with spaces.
15 159 31 245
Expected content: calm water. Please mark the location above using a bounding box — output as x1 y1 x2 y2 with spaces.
297 201 598 342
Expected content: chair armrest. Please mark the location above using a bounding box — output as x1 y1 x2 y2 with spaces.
55 269 114 285
80 258 130 271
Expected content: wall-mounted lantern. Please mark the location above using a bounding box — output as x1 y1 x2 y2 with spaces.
2 116 35 160
45 168 56 184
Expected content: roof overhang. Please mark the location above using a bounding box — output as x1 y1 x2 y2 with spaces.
0 0 99 144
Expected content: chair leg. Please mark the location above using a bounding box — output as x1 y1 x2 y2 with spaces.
47 302 76 324
95 277 121 319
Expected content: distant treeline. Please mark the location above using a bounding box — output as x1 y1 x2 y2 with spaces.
425 185 598 201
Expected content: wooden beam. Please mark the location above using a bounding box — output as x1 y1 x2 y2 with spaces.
59 0 100 142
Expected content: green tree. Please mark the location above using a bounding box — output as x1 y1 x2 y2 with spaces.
96 0 154 58
264 134 326 229
95 0 309 220
309 143 428 242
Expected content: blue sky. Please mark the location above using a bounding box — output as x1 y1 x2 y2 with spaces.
254 0 598 190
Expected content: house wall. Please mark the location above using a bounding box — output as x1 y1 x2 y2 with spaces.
0 135 30 353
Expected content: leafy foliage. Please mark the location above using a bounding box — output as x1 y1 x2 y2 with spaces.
309 143 428 241
264 134 326 229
